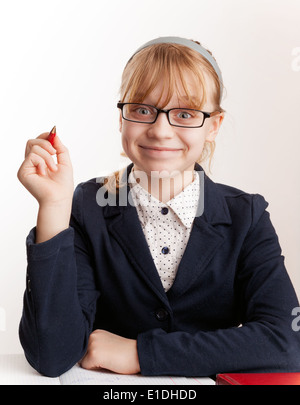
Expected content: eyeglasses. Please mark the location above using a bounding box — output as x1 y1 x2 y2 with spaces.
117 102 220 128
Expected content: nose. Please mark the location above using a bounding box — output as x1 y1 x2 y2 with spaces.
147 110 173 139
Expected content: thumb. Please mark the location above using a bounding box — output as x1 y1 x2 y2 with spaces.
52 135 72 167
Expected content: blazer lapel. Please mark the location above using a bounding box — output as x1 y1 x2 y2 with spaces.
167 167 232 298
103 166 168 305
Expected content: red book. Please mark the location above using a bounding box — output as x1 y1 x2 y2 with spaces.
216 373 300 385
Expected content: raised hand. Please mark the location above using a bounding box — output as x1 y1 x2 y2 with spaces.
17 130 74 206
17 130 74 243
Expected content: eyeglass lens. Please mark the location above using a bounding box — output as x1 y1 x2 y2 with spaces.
122 104 205 127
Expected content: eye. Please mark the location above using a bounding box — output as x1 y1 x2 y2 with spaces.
126 104 156 122
137 107 151 115
177 110 193 119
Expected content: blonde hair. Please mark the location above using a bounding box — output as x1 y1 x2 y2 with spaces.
106 40 224 191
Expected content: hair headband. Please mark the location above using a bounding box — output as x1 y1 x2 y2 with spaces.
130 36 223 102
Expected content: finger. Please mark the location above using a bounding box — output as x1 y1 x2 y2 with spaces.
28 144 58 172
51 135 72 167
25 137 56 158
37 132 52 140
19 152 48 177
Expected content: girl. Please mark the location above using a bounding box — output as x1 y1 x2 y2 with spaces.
17 37 300 378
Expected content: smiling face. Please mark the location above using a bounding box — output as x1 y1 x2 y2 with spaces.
120 72 223 180
118 42 224 197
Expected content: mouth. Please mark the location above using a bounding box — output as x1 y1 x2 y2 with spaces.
139 145 182 152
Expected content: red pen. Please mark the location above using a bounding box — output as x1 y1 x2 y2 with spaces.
48 126 56 146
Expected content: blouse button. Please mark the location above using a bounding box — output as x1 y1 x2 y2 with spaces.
161 246 169 254
161 207 169 215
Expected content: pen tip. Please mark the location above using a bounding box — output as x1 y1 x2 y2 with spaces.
50 126 56 134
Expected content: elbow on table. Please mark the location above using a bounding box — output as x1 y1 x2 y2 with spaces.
19 316 88 378
20 329 84 378
24 351 79 378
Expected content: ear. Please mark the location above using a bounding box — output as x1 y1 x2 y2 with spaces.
205 113 224 142
119 111 123 132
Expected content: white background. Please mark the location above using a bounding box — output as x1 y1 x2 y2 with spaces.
0 0 299 354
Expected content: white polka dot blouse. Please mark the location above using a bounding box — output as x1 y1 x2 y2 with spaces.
129 170 200 291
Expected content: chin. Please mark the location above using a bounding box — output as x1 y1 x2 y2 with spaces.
136 163 187 179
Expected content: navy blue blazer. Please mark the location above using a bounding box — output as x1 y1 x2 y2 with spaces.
19 163 300 377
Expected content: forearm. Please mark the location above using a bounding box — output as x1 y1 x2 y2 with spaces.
137 318 300 376
20 227 98 377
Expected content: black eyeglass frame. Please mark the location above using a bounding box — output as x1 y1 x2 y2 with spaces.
117 102 220 128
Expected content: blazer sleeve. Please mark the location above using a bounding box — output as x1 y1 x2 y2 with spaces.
137 194 300 376
19 184 100 377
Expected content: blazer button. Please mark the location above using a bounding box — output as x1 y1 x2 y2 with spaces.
155 308 169 321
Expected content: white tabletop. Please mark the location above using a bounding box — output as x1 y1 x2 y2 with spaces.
0 354 215 385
